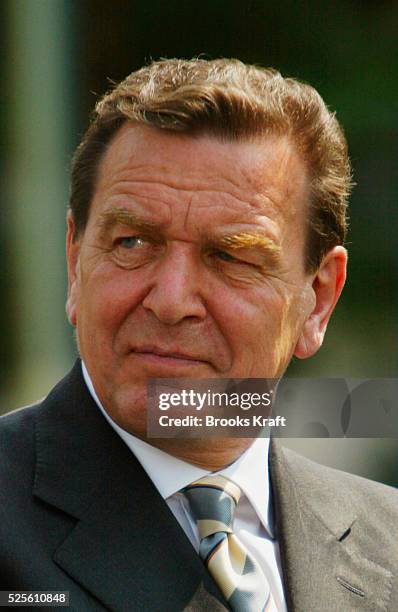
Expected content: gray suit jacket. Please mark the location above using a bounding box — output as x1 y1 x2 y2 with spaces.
1 361 398 611
271 441 398 611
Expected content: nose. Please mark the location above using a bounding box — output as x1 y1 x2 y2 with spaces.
142 243 207 325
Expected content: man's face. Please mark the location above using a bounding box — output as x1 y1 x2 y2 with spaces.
67 124 317 436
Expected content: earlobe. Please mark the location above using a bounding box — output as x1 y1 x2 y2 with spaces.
65 213 81 327
294 246 347 360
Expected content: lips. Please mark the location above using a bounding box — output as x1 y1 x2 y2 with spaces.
131 345 208 364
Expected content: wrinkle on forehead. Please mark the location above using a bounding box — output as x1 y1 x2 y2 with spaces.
102 180 264 215
98 167 271 220
94 124 309 230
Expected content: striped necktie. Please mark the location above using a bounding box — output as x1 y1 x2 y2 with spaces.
182 475 274 611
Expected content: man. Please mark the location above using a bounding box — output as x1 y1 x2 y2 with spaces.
1 59 397 611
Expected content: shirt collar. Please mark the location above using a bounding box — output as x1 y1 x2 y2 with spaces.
82 361 274 537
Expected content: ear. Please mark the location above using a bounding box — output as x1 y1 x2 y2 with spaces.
294 246 347 359
65 212 81 327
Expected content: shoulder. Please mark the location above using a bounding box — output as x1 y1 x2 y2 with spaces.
0 361 82 490
0 402 45 549
0 401 41 466
273 441 398 528
0 399 51 504
282 442 397 495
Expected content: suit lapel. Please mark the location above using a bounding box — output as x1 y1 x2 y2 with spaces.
33 361 228 611
270 439 393 611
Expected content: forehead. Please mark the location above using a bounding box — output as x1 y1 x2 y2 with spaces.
92 123 309 226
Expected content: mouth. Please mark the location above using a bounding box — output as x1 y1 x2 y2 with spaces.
131 346 210 369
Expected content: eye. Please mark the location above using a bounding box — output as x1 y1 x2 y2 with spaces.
118 236 145 249
211 248 264 272
214 250 239 263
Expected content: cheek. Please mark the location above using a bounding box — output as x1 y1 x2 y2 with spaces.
77 268 144 343
212 284 288 349
216 282 307 376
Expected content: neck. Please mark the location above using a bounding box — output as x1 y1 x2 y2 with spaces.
146 437 255 471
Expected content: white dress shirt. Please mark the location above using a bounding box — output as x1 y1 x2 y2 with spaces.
82 362 287 611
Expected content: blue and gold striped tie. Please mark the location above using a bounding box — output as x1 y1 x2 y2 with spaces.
183 475 274 611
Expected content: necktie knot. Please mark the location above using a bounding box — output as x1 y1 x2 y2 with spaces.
182 475 241 539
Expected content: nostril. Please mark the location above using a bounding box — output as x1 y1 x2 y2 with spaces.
142 285 207 325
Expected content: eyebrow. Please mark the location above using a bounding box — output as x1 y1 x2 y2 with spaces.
98 209 159 237
98 207 281 261
216 232 281 256
202 230 282 269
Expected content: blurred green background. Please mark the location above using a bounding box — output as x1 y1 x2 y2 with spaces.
1 0 397 483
